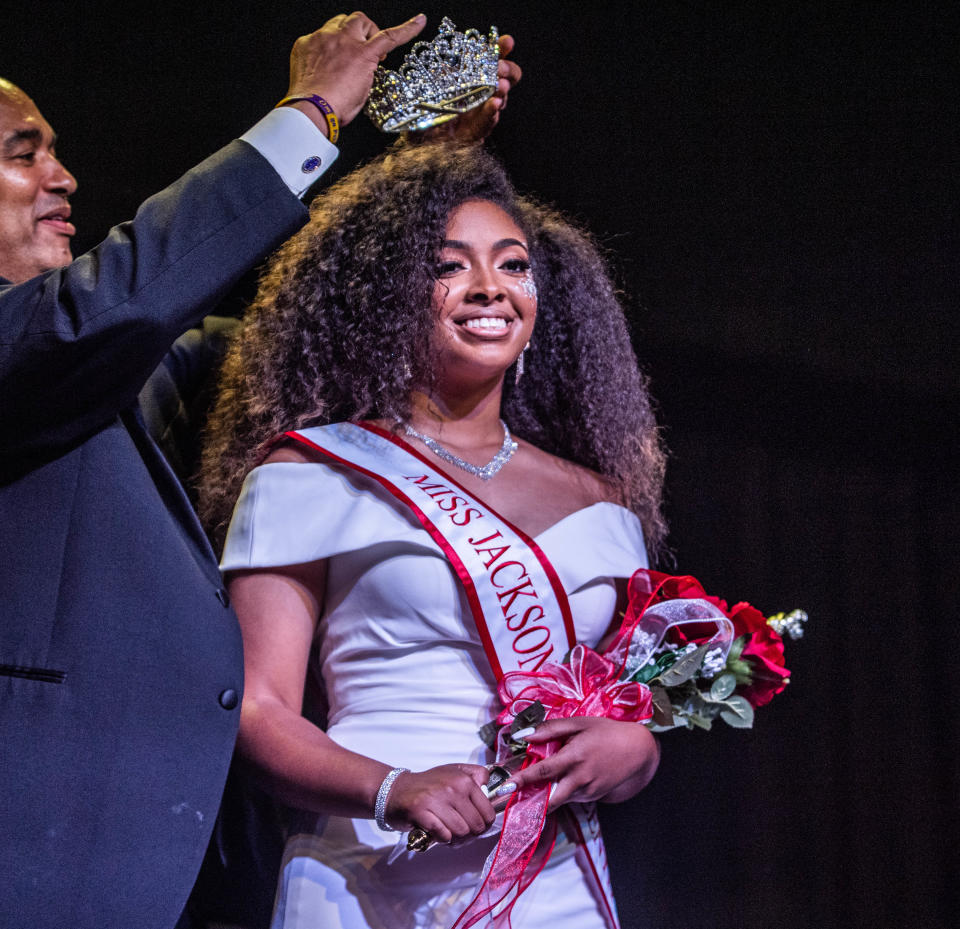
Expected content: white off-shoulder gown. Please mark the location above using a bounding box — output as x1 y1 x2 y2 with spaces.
221 426 648 929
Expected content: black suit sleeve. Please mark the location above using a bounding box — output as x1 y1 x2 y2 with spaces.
0 140 307 476
139 315 240 485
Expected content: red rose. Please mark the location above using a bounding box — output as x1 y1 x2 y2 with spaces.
729 602 790 707
623 569 793 709
727 601 766 636
666 592 735 646
627 572 727 647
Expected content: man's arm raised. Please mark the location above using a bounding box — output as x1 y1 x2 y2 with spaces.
0 11 426 478
283 12 427 135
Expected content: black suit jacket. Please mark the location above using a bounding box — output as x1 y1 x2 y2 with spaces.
0 140 307 928
139 314 240 488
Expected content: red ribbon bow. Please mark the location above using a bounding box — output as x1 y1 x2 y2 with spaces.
453 646 651 928
497 643 653 726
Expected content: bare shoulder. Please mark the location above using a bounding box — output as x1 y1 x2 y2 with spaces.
262 439 326 466
563 456 620 505
513 439 621 509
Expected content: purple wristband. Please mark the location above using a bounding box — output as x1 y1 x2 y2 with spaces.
275 94 340 144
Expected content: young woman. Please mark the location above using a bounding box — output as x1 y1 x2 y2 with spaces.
200 141 667 929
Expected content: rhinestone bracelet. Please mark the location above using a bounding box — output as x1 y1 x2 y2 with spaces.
374 766 409 831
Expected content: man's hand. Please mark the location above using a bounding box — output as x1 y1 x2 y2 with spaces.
414 34 523 144
286 11 427 131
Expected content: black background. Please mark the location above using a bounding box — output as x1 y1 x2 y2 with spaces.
4 2 958 926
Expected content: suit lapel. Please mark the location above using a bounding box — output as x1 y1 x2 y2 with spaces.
121 405 222 585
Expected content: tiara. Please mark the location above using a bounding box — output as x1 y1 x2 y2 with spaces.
365 17 500 133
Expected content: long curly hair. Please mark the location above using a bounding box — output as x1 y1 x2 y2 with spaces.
198 142 667 556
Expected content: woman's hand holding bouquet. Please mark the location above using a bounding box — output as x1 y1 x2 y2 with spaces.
403 567 806 853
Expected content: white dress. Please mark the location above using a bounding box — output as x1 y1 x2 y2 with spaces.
221 427 648 929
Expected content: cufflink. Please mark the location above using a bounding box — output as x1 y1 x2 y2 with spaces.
301 155 323 174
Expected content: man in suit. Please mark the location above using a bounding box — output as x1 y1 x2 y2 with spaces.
0 12 430 928
139 314 240 488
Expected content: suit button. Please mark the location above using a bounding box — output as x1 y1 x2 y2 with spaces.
218 689 239 710
215 587 230 607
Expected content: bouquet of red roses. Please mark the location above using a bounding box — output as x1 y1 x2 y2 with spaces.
615 570 806 731
495 569 806 739
406 571 805 861
401 570 805 929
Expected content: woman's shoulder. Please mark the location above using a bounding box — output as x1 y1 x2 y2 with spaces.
238 424 380 507
477 437 627 539
222 462 417 573
261 438 326 466
514 438 621 506
521 445 648 579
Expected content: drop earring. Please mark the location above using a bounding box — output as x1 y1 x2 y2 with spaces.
515 342 530 386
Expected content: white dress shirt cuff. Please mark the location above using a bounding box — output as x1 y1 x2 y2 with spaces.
240 107 339 198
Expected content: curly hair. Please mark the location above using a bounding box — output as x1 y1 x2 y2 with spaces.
198 142 667 556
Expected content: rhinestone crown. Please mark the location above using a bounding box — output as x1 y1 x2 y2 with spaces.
365 17 500 133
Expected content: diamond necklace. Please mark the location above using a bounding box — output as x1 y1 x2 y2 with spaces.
403 419 518 481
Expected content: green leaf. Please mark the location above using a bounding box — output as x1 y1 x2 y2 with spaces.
648 720 685 732
477 720 499 750
631 661 660 685
726 635 747 663
650 686 674 728
709 673 737 702
631 650 680 685
511 700 545 731
719 695 755 729
727 656 755 685
686 688 708 712
658 645 709 687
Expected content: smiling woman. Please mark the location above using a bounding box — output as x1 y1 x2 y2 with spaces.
198 140 667 929
200 143 665 551
0 79 77 284
431 199 537 394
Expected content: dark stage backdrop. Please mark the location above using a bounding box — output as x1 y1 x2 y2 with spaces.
4 2 957 927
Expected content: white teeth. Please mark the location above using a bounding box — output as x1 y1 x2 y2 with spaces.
462 317 508 330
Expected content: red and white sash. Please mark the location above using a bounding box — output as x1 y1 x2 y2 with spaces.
285 422 621 929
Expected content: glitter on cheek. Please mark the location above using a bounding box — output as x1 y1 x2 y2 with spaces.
518 271 538 302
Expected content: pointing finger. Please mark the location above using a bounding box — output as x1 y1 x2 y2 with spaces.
510 755 561 789
367 13 427 60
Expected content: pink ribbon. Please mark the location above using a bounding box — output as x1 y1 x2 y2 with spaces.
453 646 652 928
497 644 654 726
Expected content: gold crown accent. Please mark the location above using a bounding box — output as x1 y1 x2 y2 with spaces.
365 17 500 133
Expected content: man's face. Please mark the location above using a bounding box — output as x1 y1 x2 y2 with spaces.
0 87 77 284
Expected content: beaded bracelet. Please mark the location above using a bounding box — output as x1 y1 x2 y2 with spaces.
275 93 340 144
374 766 409 831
